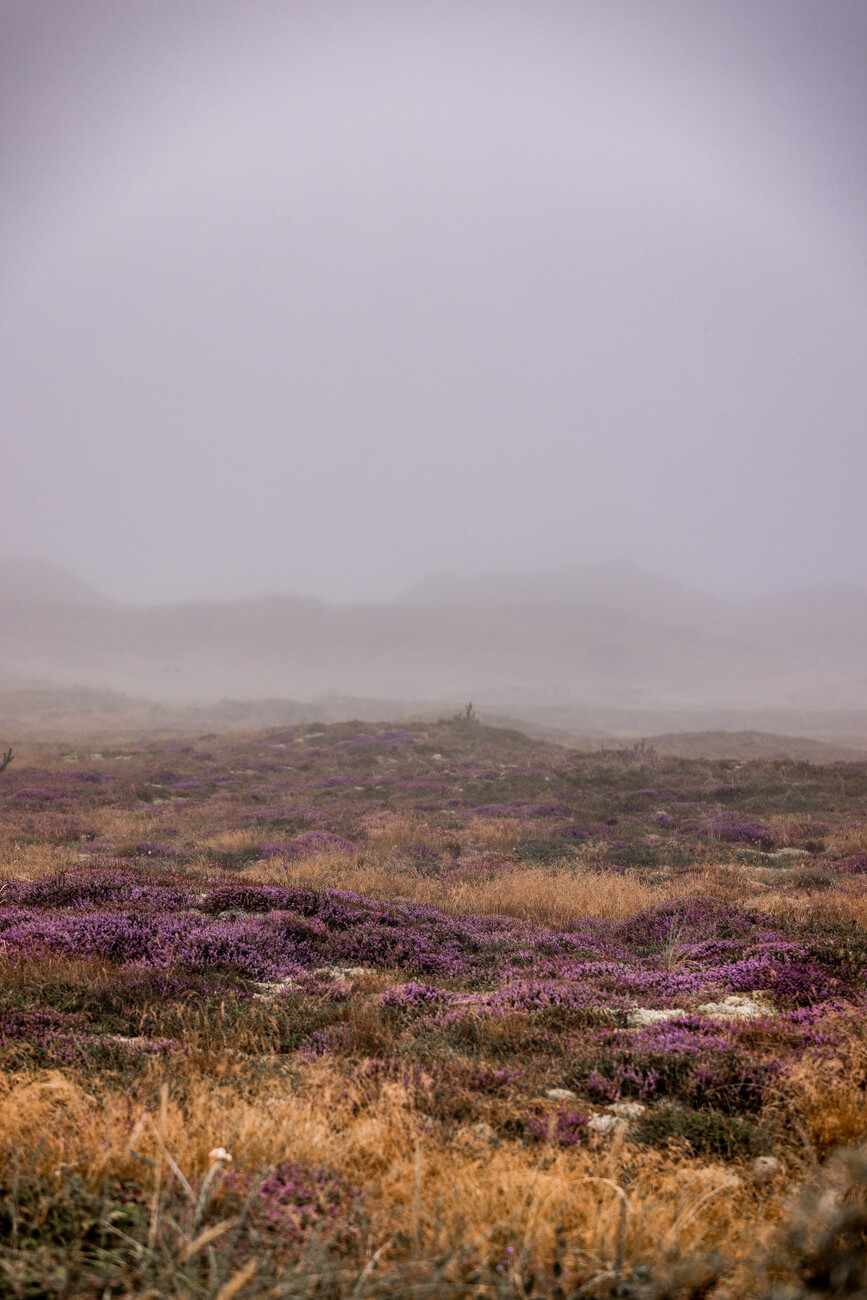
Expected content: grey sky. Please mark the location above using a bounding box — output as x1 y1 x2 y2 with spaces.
1 0 865 604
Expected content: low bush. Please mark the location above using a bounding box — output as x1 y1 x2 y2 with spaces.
634 1105 770 1159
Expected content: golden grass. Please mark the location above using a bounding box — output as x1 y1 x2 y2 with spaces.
363 813 461 855
0 842 78 882
0 1059 793 1292
0 810 782 927
758 880 867 928
828 820 867 857
465 817 524 854
202 829 266 855
766 814 833 846
773 1023 867 1161
251 852 749 924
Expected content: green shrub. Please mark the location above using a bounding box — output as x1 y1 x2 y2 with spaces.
516 837 576 865
634 1105 769 1158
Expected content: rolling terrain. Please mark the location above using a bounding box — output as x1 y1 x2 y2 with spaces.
2 715 867 1295
0 558 865 745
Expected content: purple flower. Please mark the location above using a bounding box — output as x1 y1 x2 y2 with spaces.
525 1109 589 1147
703 813 776 852
379 981 447 1009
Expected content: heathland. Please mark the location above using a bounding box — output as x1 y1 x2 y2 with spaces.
2 715 867 1296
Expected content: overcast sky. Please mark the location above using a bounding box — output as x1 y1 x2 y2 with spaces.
1 0 865 605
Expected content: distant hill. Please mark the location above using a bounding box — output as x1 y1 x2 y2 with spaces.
645 729 867 762
0 685 865 763
0 686 321 739
0 558 864 740
0 557 112 606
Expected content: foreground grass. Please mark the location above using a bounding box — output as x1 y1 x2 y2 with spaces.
1 1033 867 1298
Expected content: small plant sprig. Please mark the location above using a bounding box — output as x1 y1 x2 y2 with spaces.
0 747 13 773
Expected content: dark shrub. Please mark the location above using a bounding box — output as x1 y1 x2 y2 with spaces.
517 837 575 865
634 1106 769 1158
767 1148 867 1298
607 842 661 868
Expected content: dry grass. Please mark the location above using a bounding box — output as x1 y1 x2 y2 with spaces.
766 815 832 847
465 817 524 854
422 867 719 925
774 1023 867 1161
0 842 78 882
0 1060 794 1293
758 880 867 928
250 852 750 924
828 820 867 857
363 813 461 855
202 829 267 855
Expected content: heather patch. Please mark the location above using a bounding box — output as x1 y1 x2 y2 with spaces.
703 814 777 851
524 1107 590 1147
833 851 867 874
226 1161 361 1257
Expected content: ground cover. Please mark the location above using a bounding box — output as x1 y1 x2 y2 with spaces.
1 716 867 1296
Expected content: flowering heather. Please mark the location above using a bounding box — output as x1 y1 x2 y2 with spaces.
223 1161 359 1255
525 1108 590 1147
0 1006 90 1064
2 719 867 1295
126 840 177 859
703 813 777 851
379 981 447 1009
833 851 867 873
1 870 859 1021
561 823 591 840
15 813 99 845
260 1162 354 1231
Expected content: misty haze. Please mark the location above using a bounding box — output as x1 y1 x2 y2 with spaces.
1 555 866 749
1 0 866 743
